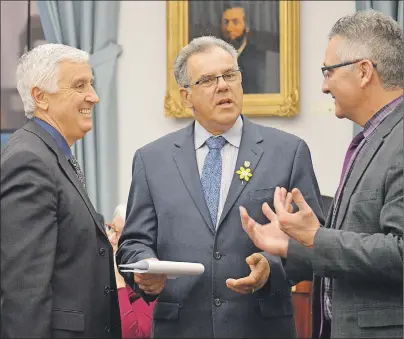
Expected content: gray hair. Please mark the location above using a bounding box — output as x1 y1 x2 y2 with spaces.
113 204 127 221
16 43 89 119
173 36 238 88
329 9 403 89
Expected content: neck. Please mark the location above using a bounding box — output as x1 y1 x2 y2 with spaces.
33 111 74 146
354 88 403 127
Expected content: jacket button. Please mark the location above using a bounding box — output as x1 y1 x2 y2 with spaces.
214 298 222 307
99 248 106 256
213 251 221 260
104 325 111 333
104 285 110 294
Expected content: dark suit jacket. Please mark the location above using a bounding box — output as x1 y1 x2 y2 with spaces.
1 120 121 338
286 102 403 338
117 116 325 338
238 42 267 94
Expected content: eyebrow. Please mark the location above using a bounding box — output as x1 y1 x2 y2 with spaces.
72 76 95 83
198 68 236 79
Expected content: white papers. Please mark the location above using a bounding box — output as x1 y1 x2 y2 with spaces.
119 260 205 279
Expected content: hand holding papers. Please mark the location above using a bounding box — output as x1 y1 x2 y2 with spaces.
119 259 205 279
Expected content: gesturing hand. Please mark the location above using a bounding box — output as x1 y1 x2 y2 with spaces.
226 253 270 294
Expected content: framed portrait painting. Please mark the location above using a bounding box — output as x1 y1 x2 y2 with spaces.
165 0 299 118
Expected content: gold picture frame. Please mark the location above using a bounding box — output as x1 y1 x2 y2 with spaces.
164 1 300 118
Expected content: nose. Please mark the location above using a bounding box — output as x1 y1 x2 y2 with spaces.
86 87 100 104
216 76 230 91
322 79 330 94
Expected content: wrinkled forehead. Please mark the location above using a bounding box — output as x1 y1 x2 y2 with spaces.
57 60 93 83
187 47 237 80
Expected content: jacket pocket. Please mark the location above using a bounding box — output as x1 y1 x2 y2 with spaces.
153 302 180 321
52 309 84 332
249 187 275 201
358 307 403 328
258 296 294 318
350 189 378 204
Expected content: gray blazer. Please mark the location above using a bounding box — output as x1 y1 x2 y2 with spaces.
286 102 403 338
117 116 325 338
1 121 121 338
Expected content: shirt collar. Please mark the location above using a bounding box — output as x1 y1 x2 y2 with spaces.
32 117 72 159
363 95 403 138
194 115 243 150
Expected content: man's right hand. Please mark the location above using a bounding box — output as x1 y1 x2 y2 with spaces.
134 258 167 295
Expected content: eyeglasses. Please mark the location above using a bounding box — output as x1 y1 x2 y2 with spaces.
321 59 377 79
184 69 242 88
105 223 120 236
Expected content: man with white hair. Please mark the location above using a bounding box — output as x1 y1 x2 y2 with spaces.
1 44 121 338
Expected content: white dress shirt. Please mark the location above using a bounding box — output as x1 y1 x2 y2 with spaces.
194 116 243 227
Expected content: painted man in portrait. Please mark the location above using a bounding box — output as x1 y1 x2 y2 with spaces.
220 3 267 94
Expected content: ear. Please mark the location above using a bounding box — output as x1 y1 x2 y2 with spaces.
31 87 49 111
179 87 193 109
359 60 375 89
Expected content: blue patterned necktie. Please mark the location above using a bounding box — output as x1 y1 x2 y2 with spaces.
68 154 87 192
201 136 227 228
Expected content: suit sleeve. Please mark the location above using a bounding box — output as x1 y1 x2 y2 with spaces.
310 144 403 283
116 150 159 303
1 150 57 338
263 140 325 292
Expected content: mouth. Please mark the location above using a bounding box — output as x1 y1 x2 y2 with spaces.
217 98 233 107
79 108 92 116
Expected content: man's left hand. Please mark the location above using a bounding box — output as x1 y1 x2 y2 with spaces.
226 253 270 294
274 187 321 247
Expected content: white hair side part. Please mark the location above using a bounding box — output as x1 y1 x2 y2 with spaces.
113 204 127 221
16 43 89 119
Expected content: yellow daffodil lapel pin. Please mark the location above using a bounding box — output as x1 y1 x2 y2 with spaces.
236 161 253 183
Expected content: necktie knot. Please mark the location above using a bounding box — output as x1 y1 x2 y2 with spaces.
351 131 364 148
205 136 227 150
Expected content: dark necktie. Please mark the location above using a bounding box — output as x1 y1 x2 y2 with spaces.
324 131 365 320
68 154 87 192
200 136 227 228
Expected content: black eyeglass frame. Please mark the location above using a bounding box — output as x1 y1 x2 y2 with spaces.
184 69 242 88
321 59 377 77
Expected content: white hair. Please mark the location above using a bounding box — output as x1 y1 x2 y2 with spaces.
113 204 127 221
173 36 238 88
16 43 89 119
329 9 403 89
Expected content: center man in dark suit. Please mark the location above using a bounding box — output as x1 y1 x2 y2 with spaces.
1 43 121 338
117 36 325 338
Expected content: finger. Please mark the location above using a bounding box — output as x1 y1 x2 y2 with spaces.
291 188 310 212
274 187 287 215
226 282 251 294
226 278 254 293
262 202 277 222
240 206 263 245
280 187 288 202
286 192 294 213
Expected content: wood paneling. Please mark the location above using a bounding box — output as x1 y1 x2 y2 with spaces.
292 281 312 339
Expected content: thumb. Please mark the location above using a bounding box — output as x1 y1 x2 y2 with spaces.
246 253 264 268
291 188 310 212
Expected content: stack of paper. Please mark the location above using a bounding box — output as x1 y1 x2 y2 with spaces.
119 260 205 279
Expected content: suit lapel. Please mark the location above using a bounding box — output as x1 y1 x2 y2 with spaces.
335 104 403 230
173 123 216 233
24 121 108 238
217 118 264 229
335 139 383 229
57 155 108 237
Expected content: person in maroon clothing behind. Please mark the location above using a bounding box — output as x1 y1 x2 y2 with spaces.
107 204 156 338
